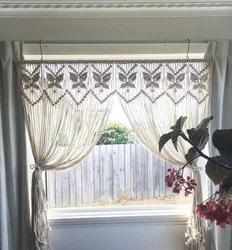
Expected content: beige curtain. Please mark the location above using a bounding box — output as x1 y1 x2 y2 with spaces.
17 59 212 250
117 60 212 250
18 62 116 250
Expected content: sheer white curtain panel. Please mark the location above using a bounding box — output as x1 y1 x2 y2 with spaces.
117 60 212 250
18 62 115 250
17 59 212 250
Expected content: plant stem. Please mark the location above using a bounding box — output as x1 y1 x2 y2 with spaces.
180 132 232 171
178 155 200 173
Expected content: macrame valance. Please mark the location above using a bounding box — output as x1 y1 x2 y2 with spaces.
17 59 212 106
16 58 212 250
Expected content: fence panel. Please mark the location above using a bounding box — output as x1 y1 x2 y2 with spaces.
47 144 178 208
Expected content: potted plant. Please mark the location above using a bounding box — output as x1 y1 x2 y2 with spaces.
159 116 232 228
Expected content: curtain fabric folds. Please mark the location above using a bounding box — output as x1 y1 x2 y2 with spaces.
18 62 116 249
0 42 31 250
205 40 232 250
118 61 211 250
17 59 212 250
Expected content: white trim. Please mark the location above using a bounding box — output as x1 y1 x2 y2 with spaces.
48 204 190 228
0 1 232 18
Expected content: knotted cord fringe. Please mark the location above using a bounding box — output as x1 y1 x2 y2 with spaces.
185 171 210 250
31 166 51 250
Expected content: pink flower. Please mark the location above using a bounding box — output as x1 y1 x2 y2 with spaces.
196 188 232 228
165 176 173 187
164 168 197 197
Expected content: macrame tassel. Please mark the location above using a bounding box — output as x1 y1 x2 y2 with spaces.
185 171 209 250
31 167 50 250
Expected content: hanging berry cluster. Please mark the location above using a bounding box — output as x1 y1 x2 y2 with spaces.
196 188 232 228
165 168 197 197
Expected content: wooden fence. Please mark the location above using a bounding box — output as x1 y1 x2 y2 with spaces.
47 144 178 208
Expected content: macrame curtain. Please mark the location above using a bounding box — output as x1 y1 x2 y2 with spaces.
17 59 212 250
18 62 116 249
117 60 212 250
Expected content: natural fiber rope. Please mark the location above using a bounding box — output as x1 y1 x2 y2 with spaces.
31 165 51 250
185 170 210 250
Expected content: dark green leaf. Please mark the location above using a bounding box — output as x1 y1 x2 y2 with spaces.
171 131 179 151
185 147 198 164
212 129 232 160
159 132 172 152
186 116 213 150
205 156 231 185
171 116 187 131
168 84 174 89
187 128 209 150
196 116 213 131
221 173 232 192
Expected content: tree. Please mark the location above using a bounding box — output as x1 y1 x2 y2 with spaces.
97 121 134 145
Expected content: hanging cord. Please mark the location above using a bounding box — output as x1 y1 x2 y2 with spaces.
39 40 43 62
186 39 190 60
164 38 169 47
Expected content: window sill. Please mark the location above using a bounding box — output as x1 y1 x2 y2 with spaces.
48 204 190 228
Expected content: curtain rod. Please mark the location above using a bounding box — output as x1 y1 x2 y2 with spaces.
24 40 209 45
16 58 212 64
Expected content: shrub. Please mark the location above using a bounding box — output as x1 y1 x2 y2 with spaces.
97 121 134 145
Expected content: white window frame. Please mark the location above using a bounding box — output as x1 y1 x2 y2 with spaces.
48 204 190 228
24 42 205 222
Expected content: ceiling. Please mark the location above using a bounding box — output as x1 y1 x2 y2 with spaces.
0 0 232 42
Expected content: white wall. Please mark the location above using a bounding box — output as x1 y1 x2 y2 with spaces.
48 206 189 250
1 1 232 41
49 222 186 250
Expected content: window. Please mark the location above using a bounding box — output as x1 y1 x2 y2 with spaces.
24 42 207 213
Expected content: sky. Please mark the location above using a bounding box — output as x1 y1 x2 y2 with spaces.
108 101 131 128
